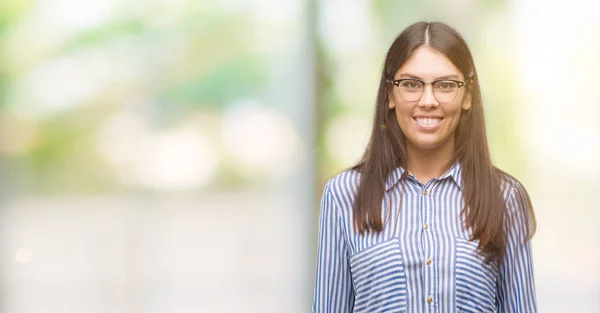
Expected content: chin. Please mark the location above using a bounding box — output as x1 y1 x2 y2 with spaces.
407 136 448 150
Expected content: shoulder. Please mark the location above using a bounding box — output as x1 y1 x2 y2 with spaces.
322 169 362 208
495 168 536 238
496 170 529 207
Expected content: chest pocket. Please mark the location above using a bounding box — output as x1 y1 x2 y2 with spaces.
455 238 498 313
349 238 407 313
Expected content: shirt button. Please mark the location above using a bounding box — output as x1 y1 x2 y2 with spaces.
427 296 433 304
423 189 428 195
424 223 429 229
426 258 432 265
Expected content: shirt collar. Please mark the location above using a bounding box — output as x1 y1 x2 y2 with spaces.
385 166 406 191
439 160 463 190
384 160 463 191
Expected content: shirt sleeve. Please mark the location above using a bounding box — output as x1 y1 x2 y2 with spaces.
312 182 354 313
496 186 538 313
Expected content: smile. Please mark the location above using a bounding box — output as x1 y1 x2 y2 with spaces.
412 116 444 132
414 117 443 126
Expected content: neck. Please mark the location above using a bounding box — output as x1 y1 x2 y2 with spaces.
405 139 455 184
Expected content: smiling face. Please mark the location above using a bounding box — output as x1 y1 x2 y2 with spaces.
388 45 472 153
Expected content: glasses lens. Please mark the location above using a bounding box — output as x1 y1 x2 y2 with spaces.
433 81 459 102
398 80 423 101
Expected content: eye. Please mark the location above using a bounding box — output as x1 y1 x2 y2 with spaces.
435 81 458 91
400 80 422 90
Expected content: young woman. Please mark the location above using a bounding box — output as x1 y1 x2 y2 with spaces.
312 22 537 313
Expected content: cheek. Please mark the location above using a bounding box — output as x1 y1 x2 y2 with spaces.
445 108 464 131
393 106 414 131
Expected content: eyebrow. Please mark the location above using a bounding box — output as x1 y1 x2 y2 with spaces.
397 73 460 80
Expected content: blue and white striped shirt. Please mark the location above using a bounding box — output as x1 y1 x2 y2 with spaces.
312 162 536 313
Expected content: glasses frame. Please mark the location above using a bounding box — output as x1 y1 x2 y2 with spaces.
387 78 469 103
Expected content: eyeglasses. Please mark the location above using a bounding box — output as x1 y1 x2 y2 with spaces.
388 78 468 103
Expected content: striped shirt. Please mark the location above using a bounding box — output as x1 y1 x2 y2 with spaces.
312 162 536 313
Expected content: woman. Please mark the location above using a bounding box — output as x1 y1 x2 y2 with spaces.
312 22 537 313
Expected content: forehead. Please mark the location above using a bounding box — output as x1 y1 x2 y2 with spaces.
395 46 463 80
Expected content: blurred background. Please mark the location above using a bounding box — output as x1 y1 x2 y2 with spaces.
0 0 598 312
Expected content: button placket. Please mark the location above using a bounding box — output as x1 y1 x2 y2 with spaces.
422 182 436 311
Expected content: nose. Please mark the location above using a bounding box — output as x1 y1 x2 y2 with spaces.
418 84 438 108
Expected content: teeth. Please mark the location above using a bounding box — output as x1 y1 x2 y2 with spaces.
416 117 442 125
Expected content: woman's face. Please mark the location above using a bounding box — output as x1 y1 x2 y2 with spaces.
389 46 471 152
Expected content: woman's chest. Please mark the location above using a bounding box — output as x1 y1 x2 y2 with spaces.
342 192 499 312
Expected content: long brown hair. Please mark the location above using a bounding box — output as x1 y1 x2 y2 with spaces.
351 21 536 264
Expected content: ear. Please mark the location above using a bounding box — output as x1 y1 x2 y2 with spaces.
461 92 472 111
388 91 396 109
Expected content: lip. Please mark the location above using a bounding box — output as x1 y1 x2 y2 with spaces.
412 116 444 132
